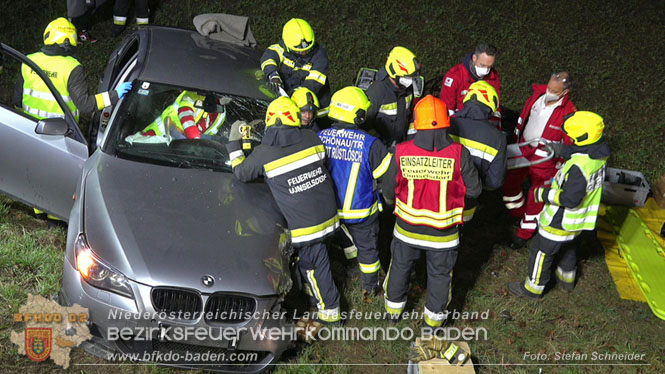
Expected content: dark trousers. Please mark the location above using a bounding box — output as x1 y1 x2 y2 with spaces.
385 239 458 320
297 241 340 320
114 0 149 22
345 214 380 289
524 232 577 295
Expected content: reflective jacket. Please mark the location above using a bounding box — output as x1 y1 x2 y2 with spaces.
260 41 331 106
535 141 610 242
449 102 507 191
364 67 415 147
514 84 576 169
440 54 501 114
318 123 392 223
16 46 118 122
382 130 481 250
227 126 339 247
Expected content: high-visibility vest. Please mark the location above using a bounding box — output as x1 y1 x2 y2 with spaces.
141 91 225 137
21 52 80 121
394 140 466 229
539 154 606 232
318 127 382 223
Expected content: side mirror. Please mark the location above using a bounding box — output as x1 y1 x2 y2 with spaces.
35 118 70 136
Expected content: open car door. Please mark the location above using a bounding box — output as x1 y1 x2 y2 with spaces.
0 43 87 221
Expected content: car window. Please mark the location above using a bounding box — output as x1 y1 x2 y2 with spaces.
104 81 267 172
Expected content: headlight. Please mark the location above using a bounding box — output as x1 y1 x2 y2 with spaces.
74 234 134 298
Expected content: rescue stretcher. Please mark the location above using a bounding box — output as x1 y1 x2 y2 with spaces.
506 137 555 170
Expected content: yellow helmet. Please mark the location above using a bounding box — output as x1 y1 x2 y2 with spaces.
291 87 319 112
463 80 499 112
265 97 301 127
282 18 315 53
328 86 371 125
563 111 604 146
385 46 420 79
44 17 78 47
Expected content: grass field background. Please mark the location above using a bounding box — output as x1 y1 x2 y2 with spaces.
1 0 664 373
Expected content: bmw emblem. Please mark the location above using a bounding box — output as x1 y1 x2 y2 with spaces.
201 275 215 287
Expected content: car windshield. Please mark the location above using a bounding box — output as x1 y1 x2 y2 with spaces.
105 81 267 172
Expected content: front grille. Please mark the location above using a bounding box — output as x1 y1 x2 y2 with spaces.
151 287 202 319
205 294 256 323
151 340 270 368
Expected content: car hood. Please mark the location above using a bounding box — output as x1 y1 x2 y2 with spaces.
83 153 289 296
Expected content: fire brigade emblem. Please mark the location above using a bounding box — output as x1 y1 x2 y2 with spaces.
25 328 52 361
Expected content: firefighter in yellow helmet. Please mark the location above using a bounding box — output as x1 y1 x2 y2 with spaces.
291 87 321 132
318 87 392 297
227 97 342 323
509 111 610 299
13 18 131 227
382 95 481 327
261 18 332 106
365 46 423 148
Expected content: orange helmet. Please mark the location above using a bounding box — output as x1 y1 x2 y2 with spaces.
413 95 450 131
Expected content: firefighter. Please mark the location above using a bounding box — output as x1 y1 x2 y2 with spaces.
125 91 226 144
503 72 576 249
449 80 507 222
227 97 341 323
13 17 131 226
365 46 422 147
318 87 392 296
509 111 609 299
261 18 331 106
291 87 322 132
382 95 482 327
112 0 150 37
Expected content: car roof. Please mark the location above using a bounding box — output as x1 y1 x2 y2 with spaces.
136 26 270 99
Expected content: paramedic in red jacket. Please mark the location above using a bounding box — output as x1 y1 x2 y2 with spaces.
503 72 576 249
440 43 500 116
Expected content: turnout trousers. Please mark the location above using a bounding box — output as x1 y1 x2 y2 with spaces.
297 241 341 322
384 238 458 327
345 214 381 290
502 165 557 240
522 229 578 297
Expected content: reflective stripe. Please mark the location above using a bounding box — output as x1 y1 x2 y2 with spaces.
547 189 557 204
395 199 463 229
113 16 127 25
538 225 578 242
263 145 326 178
359 260 381 274
23 88 72 103
343 246 358 259
385 298 406 315
462 206 476 222
318 307 340 323
520 221 537 230
524 277 545 294
261 59 277 71
504 199 525 210
178 109 195 119
393 224 459 249
372 153 392 179
228 150 244 161
382 260 392 298
231 155 245 168
305 70 326 85
531 251 545 283
524 213 538 221
556 267 576 283
267 44 285 64
290 215 340 244
316 107 329 117
306 269 325 310
449 135 498 162
424 307 445 327
338 201 379 220
503 192 523 202
378 102 398 116
343 163 361 212
136 17 149 25
534 148 549 158
442 343 459 361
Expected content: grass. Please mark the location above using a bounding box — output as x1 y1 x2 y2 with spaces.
1 0 665 373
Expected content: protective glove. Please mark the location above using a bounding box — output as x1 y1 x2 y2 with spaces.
268 73 284 96
115 82 133 99
408 346 437 362
228 120 247 142
420 337 448 351
534 187 545 203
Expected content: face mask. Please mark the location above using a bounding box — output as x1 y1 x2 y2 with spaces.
398 76 413 89
475 65 490 77
398 76 424 97
544 89 562 102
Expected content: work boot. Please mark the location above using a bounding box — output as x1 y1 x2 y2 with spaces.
345 258 361 278
111 23 125 37
362 285 381 301
78 30 97 44
509 235 527 250
507 281 541 300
